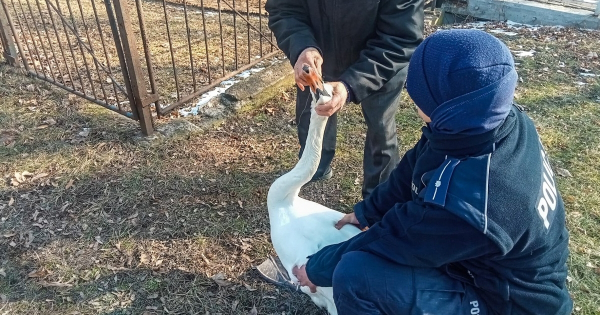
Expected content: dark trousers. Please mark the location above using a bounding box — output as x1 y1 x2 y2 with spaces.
296 83 403 198
332 251 489 315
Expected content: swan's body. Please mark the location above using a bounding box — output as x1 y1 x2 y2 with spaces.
267 84 361 314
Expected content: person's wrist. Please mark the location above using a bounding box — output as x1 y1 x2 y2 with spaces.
340 81 354 104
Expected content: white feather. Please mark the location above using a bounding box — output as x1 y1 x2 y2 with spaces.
267 84 361 314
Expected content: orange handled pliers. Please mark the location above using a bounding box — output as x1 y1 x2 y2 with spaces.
302 64 331 98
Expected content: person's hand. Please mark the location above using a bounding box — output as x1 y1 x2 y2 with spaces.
294 48 323 91
292 265 317 293
315 81 347 117
335 212 361 230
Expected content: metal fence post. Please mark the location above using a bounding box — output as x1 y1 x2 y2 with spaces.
110 0 155 135
0 0 20 66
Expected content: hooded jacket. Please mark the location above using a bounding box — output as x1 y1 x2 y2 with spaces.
265 0 424 103
305 106 573 315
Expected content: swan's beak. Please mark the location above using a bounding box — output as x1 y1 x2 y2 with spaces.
316 87 330 98
302 65 330 98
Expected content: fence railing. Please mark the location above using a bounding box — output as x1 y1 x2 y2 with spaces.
0 0 278 135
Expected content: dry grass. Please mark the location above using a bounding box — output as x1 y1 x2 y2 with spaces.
1 21 600 315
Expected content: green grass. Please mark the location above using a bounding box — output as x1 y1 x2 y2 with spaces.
1 23 600 314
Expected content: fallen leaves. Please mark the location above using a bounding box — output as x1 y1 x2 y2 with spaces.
24 230 34 248
9 171 49 187
41 281 73 288
11 171 33 186
210 272 232 287
555 167 572 177
28 267 50 278
65 179 75 190
0 129 18 147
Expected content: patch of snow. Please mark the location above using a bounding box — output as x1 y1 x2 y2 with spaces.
467 21 488 29
178 79 238 117
176 59 282 117
512 50 536 58
490 29 518 36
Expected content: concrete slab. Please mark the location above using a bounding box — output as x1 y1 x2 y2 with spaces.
443 0 600 29
221 55 294 112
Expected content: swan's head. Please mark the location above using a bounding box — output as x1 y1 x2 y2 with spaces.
310 83 333 107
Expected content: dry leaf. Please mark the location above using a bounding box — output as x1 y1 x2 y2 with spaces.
65 179 74 190
9 241 16 247
31 173 49 181
2 233 16 238
41 281 72 288
232 300 239 311
79 128 90 137
238 200 243 208
28 268 49 278
248 306 258 315
25 231 34 248
556 168 572 177
21 171 33 177
42 118 57 125
140 253 150 264
211 272 232 287
8 197 14 206
14 172 25 183
147 293 159 299
0 268 6 277
0 294 7 303
244 283 257 291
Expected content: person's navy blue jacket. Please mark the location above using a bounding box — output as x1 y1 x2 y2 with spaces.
305 106 572 314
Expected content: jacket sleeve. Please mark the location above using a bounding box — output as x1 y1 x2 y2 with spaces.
265 0 320 66
354 135 425 228
305 201 500 287
339 0 424 102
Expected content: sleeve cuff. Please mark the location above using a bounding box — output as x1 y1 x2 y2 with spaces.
353 202 370 229
340 80 355 104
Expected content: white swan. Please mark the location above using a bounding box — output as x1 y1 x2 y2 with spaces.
267 84 361 314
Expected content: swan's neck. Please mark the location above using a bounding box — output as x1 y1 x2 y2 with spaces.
267 104 328 208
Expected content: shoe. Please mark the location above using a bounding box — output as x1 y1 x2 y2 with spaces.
256 255 300 291
310 167 333 182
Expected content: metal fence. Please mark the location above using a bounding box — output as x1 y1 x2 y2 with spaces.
0 0 278 135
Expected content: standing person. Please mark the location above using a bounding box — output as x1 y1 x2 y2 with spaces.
265 0 424 198
292 29 573 315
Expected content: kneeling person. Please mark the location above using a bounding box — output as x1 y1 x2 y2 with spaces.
292 29 573 315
